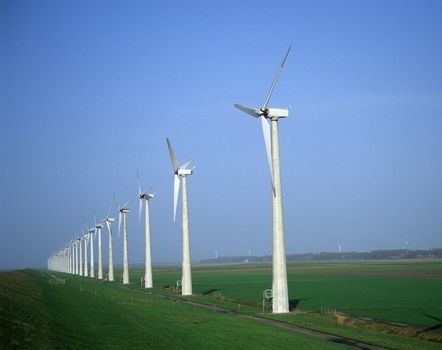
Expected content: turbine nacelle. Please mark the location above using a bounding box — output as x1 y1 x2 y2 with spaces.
266 108 288 118
139 193 154 200
177 168 192 176
235 104 289 119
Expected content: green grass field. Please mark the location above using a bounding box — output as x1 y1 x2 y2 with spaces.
1 260 441 349
0 269 347 349
150 260 442 327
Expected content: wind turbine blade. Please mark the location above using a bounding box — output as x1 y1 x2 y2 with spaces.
180 158 192 170
118 211 122 239
113 193 120 209
106 220 112 236
166 138 179 171
173 174 180 222
123 199 130 208
261 115 274 190
137 170 142 196
234 104 260 118
106 204 113 218
138 198 143 225
262 45 292 111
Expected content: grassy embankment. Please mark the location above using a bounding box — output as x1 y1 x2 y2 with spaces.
0 269 346 350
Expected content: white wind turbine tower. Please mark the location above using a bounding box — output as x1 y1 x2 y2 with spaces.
79 236 83 276
234 45 292 313
95 217 104 280
88 226 95 278
137 172 154 289
70 240 74 274
74 238 78 275
66 242 71 274
166 138 194 296
71 240 75 274
114 194 131 285
83 231 89 277
104 207 115 282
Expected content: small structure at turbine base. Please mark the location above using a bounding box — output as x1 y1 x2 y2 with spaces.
262 289 273 312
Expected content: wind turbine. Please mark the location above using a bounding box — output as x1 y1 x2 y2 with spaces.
79 236 83 276
70 240 74 274
166 138 194 296
88 226 95 278
137 171 154 289
104 206 115 282
95 217 104 280
74 239 79 275
83 231 89 277
234 45 291 313
114 193 130 285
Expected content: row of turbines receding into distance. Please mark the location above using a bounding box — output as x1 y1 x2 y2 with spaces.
48 46 293 313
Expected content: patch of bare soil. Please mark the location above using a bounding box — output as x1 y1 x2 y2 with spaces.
336 315 442 343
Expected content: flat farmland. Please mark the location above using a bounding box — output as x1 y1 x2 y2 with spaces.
1 260 441 350
149 260 442 328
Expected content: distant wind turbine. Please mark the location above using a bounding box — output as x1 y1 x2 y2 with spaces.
83 231 89 277
104 206 115 282
95 217 104 280
74 238 79 275
166 138 194 296
234 45 291 313
70 240 74 274
79 236 83 276
88 226 95 278
114 193 131 284
137 172 154 289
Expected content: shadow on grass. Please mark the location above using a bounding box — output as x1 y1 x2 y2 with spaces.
417 313 442 334
289 298 308 311
202 288 225 295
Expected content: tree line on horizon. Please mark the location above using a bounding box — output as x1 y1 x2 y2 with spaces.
200 248 442 264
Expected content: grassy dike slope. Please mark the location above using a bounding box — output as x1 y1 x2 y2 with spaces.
0 270 347 350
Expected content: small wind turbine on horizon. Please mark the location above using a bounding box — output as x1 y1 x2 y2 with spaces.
234 45 292 313
114 193 131 285
166 138 194 296
137 171 154 289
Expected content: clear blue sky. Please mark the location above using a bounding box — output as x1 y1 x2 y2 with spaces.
1 0 441 269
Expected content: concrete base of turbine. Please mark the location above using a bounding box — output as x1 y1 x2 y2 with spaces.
271 117 289 314
144 199 153 289
181 176 192 296
90 234 95 279
122 212 129 285
98 228 103 280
